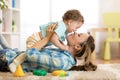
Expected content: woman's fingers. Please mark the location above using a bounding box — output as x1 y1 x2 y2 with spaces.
47 22 58 31
51 22 58 30
46 22 58 39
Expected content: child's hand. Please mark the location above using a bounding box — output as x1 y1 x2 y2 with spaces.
64 45 69 51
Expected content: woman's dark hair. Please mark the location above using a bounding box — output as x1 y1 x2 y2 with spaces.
75 35 95 57
62 9 84 23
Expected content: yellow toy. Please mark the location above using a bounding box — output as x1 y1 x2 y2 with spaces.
14 64 25 77
52 70 69 77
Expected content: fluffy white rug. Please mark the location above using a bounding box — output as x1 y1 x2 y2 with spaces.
0 64 120 80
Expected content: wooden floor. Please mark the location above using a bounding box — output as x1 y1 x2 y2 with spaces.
92 58 120 64
91 52 120 64
77 56 120 65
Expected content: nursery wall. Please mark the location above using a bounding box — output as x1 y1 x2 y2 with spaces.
20 0 120 58
20 0 99 50
97 0 120 58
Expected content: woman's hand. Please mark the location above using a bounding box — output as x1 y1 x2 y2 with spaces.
46 23 58 40
30 23 57 50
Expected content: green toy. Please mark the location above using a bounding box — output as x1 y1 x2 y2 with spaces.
33 69 47 76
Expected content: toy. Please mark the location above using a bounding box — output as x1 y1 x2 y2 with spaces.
14 64 25 77
52 70 69 77
33 69 47 76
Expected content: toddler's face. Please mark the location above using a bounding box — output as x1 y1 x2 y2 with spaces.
67 21 83 33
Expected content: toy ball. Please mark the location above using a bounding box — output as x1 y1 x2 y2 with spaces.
33 69 47 76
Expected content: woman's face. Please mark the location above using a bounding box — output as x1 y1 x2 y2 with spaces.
66 32 89 46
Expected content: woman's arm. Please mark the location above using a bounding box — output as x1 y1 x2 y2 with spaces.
31 23 57 50
9 24 57 73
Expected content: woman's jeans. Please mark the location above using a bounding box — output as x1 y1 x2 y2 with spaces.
0 35 9 50
0 35 10 71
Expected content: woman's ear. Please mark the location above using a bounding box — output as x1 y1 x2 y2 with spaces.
74 45 82 50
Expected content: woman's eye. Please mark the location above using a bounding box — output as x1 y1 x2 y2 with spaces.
73 32 75 34
78 33 82 37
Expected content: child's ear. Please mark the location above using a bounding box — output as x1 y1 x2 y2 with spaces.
67 20 72 25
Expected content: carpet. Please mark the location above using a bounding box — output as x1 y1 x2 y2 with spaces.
0 64 120 80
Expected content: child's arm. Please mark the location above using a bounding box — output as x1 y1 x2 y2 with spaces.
50 33 68 51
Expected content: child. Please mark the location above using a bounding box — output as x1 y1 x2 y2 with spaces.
27 9 84 51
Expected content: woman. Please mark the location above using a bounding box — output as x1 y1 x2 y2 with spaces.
0 24 56 72
8 24 97 72
22 32 96 72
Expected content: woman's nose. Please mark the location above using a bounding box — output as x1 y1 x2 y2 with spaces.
74 32 77 35
73 29 77 32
